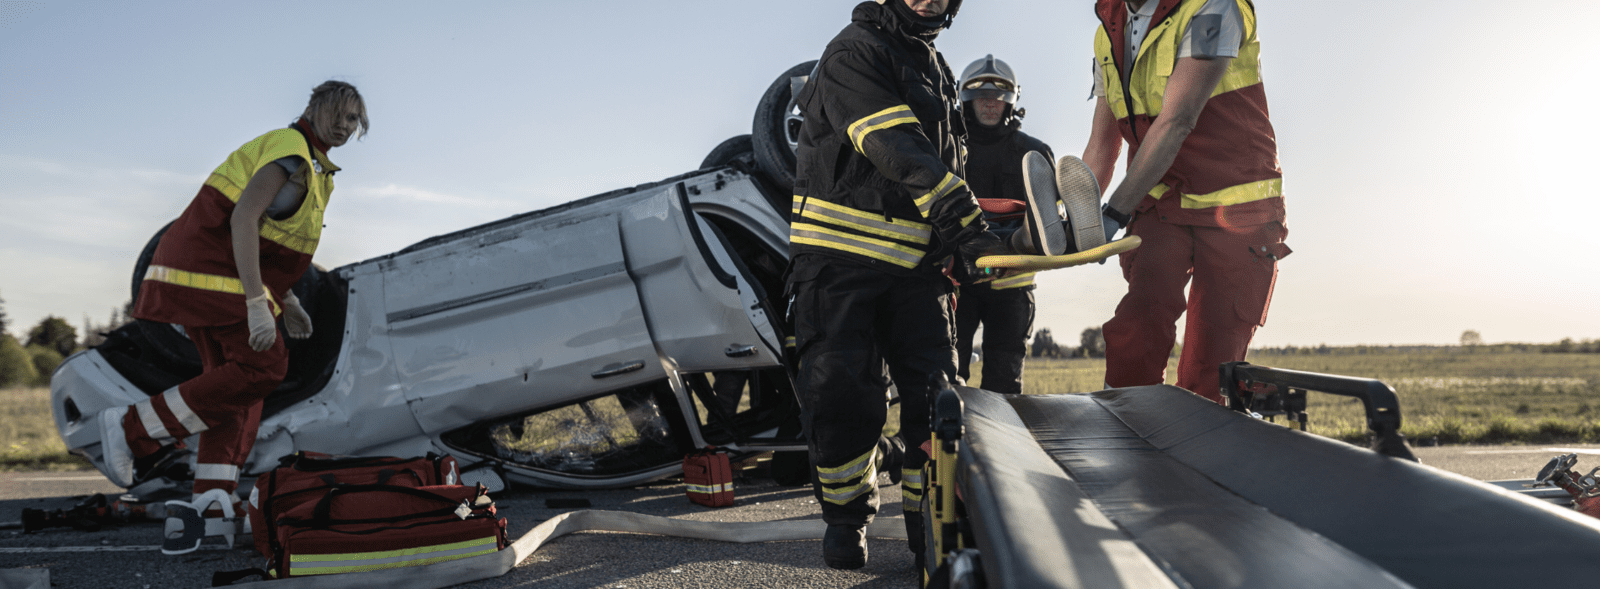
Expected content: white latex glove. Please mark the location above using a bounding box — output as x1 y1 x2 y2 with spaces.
245 293 277 352
282 291 313 339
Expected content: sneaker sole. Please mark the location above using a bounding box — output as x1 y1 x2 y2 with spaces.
1056 155 1105 253
99 407 135 488
1021 151 1067 256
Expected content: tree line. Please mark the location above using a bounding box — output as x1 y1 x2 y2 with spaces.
0 290 133 388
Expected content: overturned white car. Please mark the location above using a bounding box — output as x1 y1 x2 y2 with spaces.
51 63 820 495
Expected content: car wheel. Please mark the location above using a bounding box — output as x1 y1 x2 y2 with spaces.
700 134 755 170
751 61 816 196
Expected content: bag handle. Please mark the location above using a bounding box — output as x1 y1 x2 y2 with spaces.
309 484 475 526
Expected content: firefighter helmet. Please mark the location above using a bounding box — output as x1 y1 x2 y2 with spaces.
959 54 1019 105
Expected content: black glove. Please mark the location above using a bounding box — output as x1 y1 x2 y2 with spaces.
950 230 1010 285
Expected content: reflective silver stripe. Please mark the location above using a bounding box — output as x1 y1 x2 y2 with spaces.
900 471 925 487
792 224 922 269
792 197 932 245
195 463 240 482
134 398 170 441
847 105 918 153
816 449 876 483
162 388 208 435
686 482 733 494
913 173 966 218
902 486 924 511
823 483 874 505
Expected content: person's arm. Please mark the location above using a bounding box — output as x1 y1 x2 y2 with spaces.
1101 56 1231 216
231 163 289 299
232 162 291 350
1083 95 1122 195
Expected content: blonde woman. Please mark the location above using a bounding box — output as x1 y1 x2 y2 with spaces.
99 81 367 519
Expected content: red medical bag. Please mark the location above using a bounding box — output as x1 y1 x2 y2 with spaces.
683 447 735 507
271 483 506 578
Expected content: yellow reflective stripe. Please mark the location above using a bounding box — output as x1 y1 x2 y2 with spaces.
900 470 924 487
816 449 876 483
792 224 924 269
792 196 932 245
848 105 918 154
784 336 796 349
1179 178 1283 208
290 536 499 575
960 208 981 228
145 265 247 295
913 173 966 218
990 271 1036 289
195 463 240 482
686 482 733 494
259 223 319 255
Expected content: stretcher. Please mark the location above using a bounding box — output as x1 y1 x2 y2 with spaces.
922 364 1600 588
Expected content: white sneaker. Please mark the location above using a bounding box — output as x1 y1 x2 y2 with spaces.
1056 155 1105 253
98 407 136 488
1020 150 1068 255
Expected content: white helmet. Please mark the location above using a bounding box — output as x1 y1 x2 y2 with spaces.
959 54 1018 105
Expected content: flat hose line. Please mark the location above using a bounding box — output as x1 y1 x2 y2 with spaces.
224 510 908 588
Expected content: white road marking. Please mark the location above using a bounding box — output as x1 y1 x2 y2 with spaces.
0 545 230 553
14 476 114 482
1463 447 1600 455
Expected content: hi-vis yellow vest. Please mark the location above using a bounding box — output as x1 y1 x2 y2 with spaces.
134 125 337 326
1094 0 1283 227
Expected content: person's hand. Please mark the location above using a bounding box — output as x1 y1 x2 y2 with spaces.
1102 213 1123 243
245 293 277 351
282 291 313 339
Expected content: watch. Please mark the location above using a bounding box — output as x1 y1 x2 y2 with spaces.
1102 204 1132 226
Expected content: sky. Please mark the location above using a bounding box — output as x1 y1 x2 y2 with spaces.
1 0 1596 349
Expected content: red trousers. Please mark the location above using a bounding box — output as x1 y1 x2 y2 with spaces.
122 321 287 499
1103 214 1288 403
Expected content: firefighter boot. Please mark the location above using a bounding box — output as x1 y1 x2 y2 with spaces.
906 510 927 575
823 524 869 570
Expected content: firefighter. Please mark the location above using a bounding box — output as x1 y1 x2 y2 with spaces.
97 81 368 518
1086 0 1290 403
953 55 1052 396
787 0 999 571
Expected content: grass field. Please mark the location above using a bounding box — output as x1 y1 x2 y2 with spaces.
992 351 1600 445
6 350 1599 470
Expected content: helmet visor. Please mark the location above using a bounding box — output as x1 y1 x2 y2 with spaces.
958 78 1017 103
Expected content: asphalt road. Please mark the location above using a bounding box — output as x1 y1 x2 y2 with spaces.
3 444 1597 589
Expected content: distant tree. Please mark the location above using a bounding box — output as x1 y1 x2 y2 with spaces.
80 301 134 349
0 335 39 388
1031 328 1060 358
1079 327 1106 358
25 316 78 357
0 289 8 335
25 345 63 386
1460 330 1483 347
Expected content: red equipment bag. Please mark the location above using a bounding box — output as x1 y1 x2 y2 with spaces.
683 447 734 507
246 452 462 565
272 483 506 578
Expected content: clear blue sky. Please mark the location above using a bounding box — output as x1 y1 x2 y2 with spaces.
2 0 1596 348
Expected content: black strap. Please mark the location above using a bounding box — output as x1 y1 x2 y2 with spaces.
212 568 271 586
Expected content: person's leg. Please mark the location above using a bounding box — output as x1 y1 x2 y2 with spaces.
977 287 1032 396
790 260 892 568
1104 216 1194 388
1176 221 1286 403
953 287 983 383
876 272 957 561
184 323 288 503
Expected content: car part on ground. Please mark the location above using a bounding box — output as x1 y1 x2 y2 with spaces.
750 60 815 197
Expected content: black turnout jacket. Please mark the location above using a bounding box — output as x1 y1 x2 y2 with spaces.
789 1 985 275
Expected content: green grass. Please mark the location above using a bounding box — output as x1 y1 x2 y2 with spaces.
0 387 92 471
6 350 1598 470
979 351 1600 445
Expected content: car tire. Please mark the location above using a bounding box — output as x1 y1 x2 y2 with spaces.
700 134 755 170
751 61 817 196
